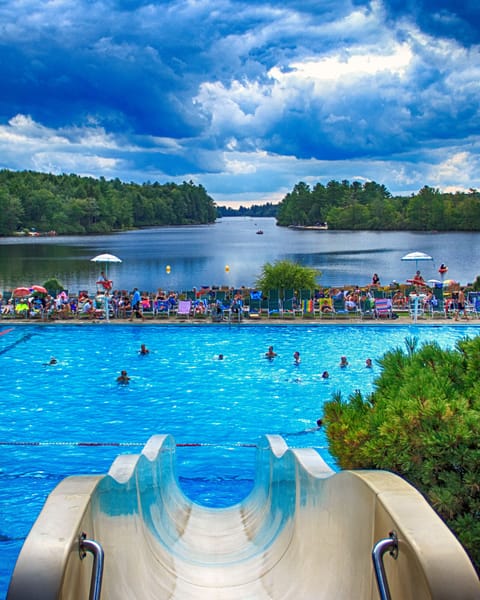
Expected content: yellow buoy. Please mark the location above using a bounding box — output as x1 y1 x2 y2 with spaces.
225 265 230 273
166 265 171 274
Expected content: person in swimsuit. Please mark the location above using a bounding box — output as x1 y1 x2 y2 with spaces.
117 370 130 384
455 289 469 321
265 346 277 359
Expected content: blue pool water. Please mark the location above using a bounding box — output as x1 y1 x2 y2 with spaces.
1 323 479 597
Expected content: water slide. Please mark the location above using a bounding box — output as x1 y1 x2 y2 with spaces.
8 435 480 599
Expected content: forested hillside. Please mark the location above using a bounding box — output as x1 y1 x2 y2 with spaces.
217 202 278 217
0 170 217 235
277 180 480 231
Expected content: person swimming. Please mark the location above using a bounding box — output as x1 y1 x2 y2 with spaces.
139 344 149 355
293 351 301 365
281 419 322 437
339 356 348 368
321 371 329 379
365 358 372 368
265 346 277 359
117 370 130 384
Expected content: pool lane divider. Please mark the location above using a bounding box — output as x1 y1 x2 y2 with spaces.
0 441 259 448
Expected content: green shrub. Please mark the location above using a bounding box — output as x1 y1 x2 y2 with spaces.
43 278 64 293
255 259 320 294
323 336 480 573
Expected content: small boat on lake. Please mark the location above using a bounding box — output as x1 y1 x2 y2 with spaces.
256 230 264 234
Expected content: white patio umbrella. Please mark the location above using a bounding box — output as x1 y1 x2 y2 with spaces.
90 253 122 321
401 251 433 272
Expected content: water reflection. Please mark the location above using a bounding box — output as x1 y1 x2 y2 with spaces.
0 218 479 292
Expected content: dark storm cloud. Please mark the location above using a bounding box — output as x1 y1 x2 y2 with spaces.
0 0 479 204
382 0 480 45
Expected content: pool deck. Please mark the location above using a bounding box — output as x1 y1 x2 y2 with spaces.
1 314 479 326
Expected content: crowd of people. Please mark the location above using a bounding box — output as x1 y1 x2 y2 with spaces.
1 263 477 321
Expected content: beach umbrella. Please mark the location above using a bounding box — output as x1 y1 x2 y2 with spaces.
30 285 48 294
90 253 122 280
401 251 433 272
427 279 443 287
13 287 31 297
90 253 122 267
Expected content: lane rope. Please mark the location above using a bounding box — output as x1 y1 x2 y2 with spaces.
0 440 259 448
0 441 328 449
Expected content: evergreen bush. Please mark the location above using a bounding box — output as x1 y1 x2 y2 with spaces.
323 336 480 573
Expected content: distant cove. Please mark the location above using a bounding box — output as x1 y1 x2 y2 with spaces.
0 217 479 293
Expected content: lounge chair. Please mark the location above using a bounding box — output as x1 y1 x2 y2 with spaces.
374 298 393 319
154 300 170 318
247 291 262 319
422 290 443 319
332 296 350 319
176 299 192 320
359 297 375 319
299 290 314 317
266 289 282 317
466 292 480 319
282 289 302 318
315 297 335 319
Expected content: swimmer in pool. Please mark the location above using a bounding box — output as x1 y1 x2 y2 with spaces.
293 351 301 365
339 356 348 368
43 356 57 366
321 371 329 379
139 344 149 355
117 370 130 384
282 419 322 436
265 346 277 359
365 358 372 368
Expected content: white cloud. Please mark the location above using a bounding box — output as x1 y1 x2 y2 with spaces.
431 151 477 185
274 42 413 86
1 0 480 204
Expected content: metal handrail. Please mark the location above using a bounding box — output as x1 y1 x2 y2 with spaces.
79 532 104 600
372 531 399 600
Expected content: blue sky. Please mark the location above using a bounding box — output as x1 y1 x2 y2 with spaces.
0 0 479 206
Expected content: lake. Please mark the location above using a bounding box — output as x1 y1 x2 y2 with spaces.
0 217 479 293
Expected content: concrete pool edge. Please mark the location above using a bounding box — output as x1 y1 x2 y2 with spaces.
2 317 480 326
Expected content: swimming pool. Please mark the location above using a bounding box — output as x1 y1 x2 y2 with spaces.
1 323 479 597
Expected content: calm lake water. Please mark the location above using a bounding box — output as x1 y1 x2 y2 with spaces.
0 217 479 293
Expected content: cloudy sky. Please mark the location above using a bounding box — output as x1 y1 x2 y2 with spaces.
0 0 479 206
